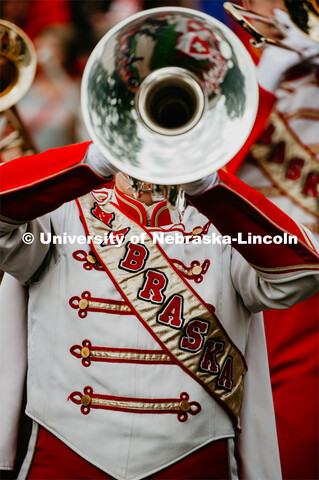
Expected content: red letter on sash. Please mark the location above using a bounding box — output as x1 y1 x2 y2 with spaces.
91 203 114 227
217 356 233 391
302 171 319 197
157 295 184 329
180 319 209 352
119 242 149 272
200 339 224 374
138 270 167 304
285 157 304 180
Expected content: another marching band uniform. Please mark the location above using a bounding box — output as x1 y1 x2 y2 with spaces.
237 72 319 480
228 12 319 478
0 141 318 480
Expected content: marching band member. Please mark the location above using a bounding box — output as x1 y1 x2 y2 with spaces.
226 2 319 477
0 7 318 480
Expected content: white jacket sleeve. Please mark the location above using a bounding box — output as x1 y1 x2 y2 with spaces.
0 275 28 470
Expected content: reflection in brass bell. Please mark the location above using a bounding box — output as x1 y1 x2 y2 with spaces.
81 7 258 191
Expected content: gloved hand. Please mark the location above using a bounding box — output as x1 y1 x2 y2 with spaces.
83 143 119 178
257 9 319 92
181 171 219 197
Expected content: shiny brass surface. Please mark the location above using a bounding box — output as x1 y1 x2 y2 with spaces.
86 254 97 265
0 20 37 111
78 299 89 310
81 394 92 407
192 227 203 235
191 265 202 275
81 347 91 358
0 20 37 159
179 400 191 412
82 7 258 186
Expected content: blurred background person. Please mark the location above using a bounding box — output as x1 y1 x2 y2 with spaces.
17 25 80 152
226 1 319 479
1 0 76 159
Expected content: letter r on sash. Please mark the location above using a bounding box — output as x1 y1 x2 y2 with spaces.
138 269 168 304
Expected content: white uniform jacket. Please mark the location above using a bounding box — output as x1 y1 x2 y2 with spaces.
0 142 318 480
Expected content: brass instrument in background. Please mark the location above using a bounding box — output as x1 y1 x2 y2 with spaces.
0 19 37 160
81 7 258 206
224 0 319 51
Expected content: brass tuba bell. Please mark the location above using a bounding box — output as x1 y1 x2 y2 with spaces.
0 19 37 158
81 7 258 191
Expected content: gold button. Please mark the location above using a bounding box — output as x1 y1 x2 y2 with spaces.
192 265 202 275
81 347 91 358
81 394 91 407
192 227 203 236
179 400 190 412
78 299 89 310
86 254 96 265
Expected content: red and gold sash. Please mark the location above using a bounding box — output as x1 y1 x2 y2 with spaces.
77 194 247 428
251 111 319 218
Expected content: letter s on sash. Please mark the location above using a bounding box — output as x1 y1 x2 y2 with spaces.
180 319 210 352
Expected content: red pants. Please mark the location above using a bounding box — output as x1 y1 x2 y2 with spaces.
264 294 319 480
27 426 232 480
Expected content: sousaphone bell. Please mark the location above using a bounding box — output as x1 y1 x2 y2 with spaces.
0 20 37 157
81 7 258 203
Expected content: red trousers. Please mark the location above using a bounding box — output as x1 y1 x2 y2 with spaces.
27 426 231 480
264 294 319 480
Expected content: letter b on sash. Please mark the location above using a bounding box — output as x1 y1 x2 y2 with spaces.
119 242 149 272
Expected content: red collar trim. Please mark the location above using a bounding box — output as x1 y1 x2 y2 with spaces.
114 186 172 227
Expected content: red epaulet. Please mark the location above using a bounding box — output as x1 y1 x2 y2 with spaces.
189 170 318 274
0 142 109 223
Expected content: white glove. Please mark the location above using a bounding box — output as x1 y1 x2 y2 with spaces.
257 9 319 92
83 143 118 178
181 172 219 196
